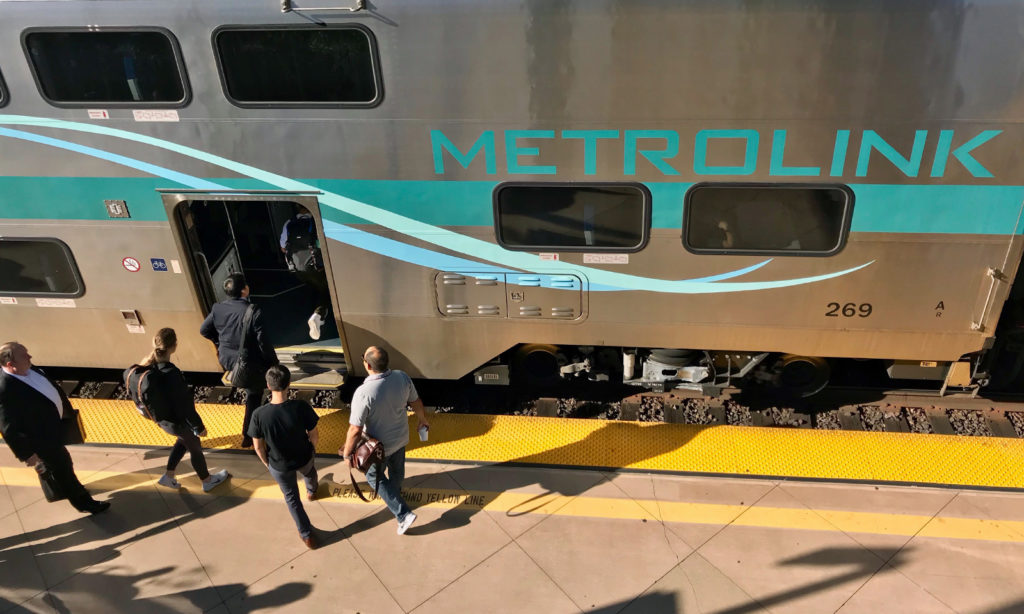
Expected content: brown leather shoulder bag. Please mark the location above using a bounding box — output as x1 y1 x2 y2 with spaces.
343 434 386 503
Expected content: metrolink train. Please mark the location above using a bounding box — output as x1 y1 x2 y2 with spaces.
2 0 1024 395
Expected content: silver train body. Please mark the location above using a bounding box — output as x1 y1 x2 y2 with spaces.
1 0 1023 391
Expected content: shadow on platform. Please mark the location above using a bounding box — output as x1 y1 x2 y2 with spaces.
710 546 910 614
0 469 312 613
339 419 701 537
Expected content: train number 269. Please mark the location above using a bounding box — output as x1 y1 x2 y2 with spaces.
825 302 873 317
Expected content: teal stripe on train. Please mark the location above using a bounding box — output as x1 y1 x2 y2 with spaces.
849 184 1024 235
0 177 267 223
0 176 1021 235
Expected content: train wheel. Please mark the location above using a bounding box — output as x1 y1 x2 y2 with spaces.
777 354 830 397
512 344 563 389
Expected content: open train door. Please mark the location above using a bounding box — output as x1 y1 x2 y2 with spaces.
161 191 349 389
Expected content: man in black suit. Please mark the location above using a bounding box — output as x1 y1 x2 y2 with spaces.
199 272 278 448
0 342 109 514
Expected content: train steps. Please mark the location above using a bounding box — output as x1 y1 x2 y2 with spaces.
218 343 347 390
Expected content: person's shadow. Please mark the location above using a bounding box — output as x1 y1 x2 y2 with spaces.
0 467 251 607
38 568 311 614
338 419 704 537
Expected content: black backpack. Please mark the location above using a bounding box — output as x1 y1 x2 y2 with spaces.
285 215 323 273
123 364 173 422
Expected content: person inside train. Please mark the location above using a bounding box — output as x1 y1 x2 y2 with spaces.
199 272 279 448
280 210 331 340
137 328 231 492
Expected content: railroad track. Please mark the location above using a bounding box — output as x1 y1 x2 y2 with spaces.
57 374 1024 440
510 387 1024 439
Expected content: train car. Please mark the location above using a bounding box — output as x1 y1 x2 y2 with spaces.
2 0 1024 395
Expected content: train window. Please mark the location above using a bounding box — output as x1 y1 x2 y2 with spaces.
22 29 189 107
214 27 381 107
683 184 853 256
494 183 651 252
0 239 84 297
0 67 7 107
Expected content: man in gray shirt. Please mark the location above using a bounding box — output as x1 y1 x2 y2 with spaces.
342 346 430 535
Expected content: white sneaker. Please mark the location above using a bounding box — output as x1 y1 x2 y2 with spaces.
397 512 417 535
308 312 323 340
157 474 180 489
202 470 230 492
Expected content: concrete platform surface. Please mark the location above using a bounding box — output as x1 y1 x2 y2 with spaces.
2 443 1024 613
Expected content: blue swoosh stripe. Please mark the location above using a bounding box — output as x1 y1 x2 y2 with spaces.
0 127 225 192
321 219 513 274
0 115 873 293
0 125 512 278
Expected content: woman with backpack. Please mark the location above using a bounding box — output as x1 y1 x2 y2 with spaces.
139 328 229 492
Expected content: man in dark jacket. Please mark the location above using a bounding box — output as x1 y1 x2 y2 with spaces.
0 342 109 514
199 272 278 448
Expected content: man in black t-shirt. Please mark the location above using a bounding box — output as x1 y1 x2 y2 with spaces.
248 365 321 549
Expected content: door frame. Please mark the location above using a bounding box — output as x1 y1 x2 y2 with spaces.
159 190 353 368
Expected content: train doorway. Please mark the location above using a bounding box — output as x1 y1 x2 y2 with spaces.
163 192 347 387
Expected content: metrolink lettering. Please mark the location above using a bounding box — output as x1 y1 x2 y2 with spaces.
430 129 1001 178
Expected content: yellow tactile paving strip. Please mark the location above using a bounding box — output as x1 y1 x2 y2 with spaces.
8 399 1024 489
3 465 1024 543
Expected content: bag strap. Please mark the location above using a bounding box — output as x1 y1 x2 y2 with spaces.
127 365 155 421
348 461 382 503
136 370 150 420
238 303 255 350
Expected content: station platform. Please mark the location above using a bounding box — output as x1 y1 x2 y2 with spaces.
55 399 1024 490
2 442 1024 613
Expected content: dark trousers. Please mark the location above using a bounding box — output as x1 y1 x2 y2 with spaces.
242 388 262 441
366 447 411 522
39 446 94 511
157 422 209 480
295 270 331 316
268 457 318 538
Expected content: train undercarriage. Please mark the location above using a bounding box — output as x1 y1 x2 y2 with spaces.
475 343 992 399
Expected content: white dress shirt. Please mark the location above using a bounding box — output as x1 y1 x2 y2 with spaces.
2 367 64 417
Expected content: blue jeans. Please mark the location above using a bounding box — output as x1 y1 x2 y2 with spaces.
268 457 318 538
366 447 411 522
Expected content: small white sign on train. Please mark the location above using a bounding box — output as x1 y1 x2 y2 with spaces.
36 298 75 308
133 110 179 122
583 253 629 264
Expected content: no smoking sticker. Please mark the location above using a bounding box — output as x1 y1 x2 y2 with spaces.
122 257 141 272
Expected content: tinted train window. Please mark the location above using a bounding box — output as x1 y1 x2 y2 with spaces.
684 184 853 255
0 239 84 297
495 184 650 252
24 30 187 106
0 67 7 107
214 27 380 106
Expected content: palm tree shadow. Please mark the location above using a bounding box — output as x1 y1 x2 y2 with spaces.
709 547 911 614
